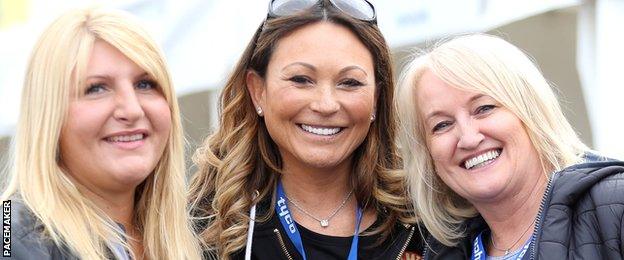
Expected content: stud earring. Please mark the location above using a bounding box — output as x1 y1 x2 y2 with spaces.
370 113 376 122
257 107 263 116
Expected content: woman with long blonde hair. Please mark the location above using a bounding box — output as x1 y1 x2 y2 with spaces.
1 8 201 260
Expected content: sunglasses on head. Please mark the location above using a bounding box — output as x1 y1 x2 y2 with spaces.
267 0 377 24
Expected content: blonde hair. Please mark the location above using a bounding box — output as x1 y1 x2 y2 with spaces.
1 8 201 260
396 34 588 246
189 3 414 259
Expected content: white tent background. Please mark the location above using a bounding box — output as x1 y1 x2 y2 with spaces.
1 0 622 158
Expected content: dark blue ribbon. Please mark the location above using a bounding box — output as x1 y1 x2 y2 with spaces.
472 231 531 260
276 181 362 260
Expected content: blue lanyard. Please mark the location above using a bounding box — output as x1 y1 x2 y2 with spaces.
471 231 530 260
276 181 362 260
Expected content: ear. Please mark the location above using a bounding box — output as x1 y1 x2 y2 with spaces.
246 70 266 114
371 107 377 122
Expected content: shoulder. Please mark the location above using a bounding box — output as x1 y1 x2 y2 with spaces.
539 160 624 258
422 217 486 259
550 159 624 205
355 222 424 260
398 224 425 259
8 197 43 240
585 166 624 205
6 197 73 259
548 159 624 224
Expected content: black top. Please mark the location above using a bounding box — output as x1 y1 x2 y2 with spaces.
295 218 400 259
224 198 423 260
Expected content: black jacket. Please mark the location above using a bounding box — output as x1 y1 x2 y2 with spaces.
6 197 78 259
230 199 422 260
424 158 624 259
6 197 128 260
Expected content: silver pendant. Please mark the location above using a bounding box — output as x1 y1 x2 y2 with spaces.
320 219 329 227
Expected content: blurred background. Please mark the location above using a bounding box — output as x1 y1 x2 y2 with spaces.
1 0 622 169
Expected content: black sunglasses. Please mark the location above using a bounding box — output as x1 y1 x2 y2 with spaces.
267 0 377 24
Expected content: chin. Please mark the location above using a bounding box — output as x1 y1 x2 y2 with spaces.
462 185 506 202
110 166 154 186
300 155 345 169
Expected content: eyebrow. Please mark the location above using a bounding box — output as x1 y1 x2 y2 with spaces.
339 65 368 76
282 62 316 72
281 63 368 76
86 72 150 81
423 93 486 120
86 74 113 81
469 93 486 103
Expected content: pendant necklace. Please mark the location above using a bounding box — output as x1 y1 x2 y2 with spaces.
286 189 354 228
490 220 535 255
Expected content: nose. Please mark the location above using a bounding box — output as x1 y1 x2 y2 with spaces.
113 84 144 124
309 85 340 116
456 118 484 150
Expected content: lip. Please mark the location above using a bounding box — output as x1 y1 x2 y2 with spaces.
459 148 502 169
103 129 149 139
297 122 346 128
103 129 149 150
297 123 345 141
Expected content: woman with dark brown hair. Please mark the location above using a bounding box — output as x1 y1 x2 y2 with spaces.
189 1 422 259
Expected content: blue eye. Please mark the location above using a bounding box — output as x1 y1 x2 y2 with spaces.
476 105 496 114
136 79 158 90
85 83 106 95
432 121 452 133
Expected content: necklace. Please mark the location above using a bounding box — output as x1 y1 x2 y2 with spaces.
286 189 354 228
490 220 534 255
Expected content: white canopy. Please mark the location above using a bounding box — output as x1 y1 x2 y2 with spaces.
2 0 622 158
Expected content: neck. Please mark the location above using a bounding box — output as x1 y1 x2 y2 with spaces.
77 182 137 229
279 157 377 236
280 159 352 204
82 185 144 258
475 172 547 256
72 178 144 258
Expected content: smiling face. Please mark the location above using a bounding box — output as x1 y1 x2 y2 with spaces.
416 70 543 204
59 40 172 194
248 22 376 171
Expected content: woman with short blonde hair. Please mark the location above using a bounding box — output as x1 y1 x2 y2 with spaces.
2 8 201 260
396 34 624 259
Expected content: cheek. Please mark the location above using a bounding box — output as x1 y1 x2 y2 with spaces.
59 102 109 169
145 99 172 135
486 112 530 150
427 136 451 163
266 88 306 117
345 91 375 120
509 128 535 157
62 103 108 145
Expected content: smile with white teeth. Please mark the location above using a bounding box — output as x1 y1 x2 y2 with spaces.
107 134 145 142
300 124 342 136
464 149 501 170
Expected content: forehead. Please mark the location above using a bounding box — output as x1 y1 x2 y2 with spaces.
86 41 144 76
268 21 374 71
415 70 486 116
416 71 460 105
